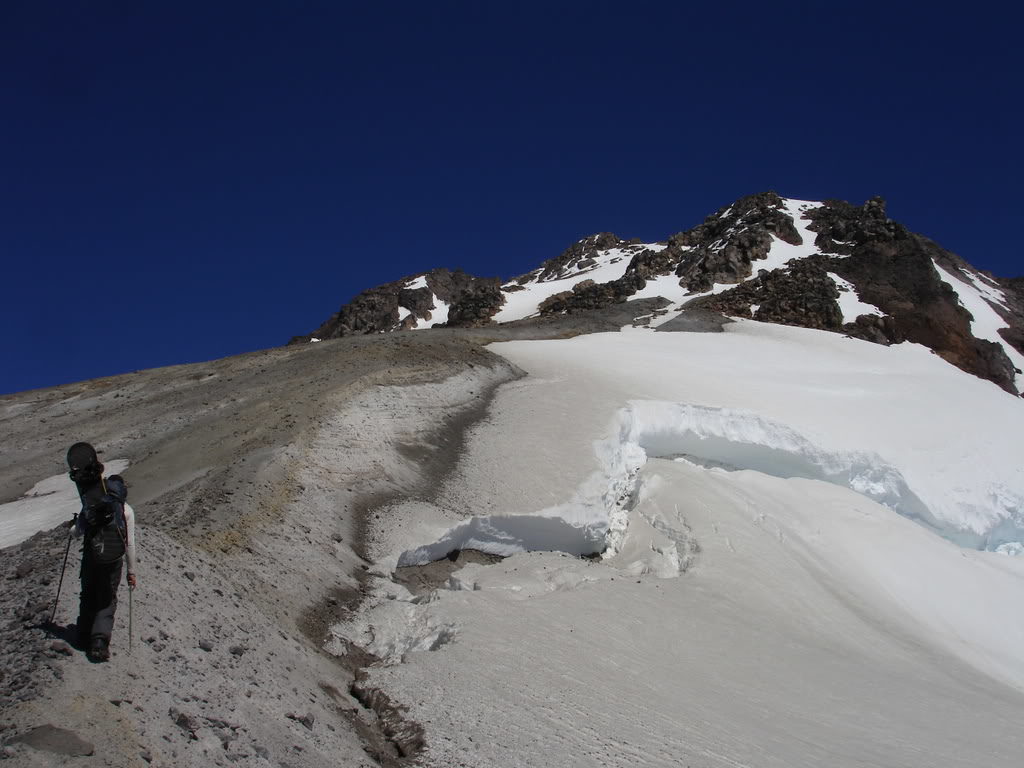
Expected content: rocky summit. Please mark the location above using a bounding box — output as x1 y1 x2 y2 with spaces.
295 192 1024 396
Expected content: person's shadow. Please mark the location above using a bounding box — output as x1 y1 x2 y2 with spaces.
38 619 86 652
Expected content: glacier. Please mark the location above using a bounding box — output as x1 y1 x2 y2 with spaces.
340 322 1024 768
396 322 1024 569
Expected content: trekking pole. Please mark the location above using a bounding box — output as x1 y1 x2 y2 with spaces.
128 528 137 655
50 516 76 624
128 584 133 654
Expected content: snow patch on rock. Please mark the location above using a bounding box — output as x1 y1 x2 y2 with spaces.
417 294 450 329
493 241 665 324
0 459 131 548
933 260 1024 391
827 272 884 322
405 275 428 291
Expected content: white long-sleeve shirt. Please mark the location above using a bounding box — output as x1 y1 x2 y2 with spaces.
122 503 137 577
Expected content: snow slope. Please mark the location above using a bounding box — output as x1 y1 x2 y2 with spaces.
358 469 1024 768
333 322 1024 767
402 323 1024 556
0 459 129 548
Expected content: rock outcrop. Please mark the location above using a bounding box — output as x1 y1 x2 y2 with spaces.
995 276 1024 356
805 199 1019 393
532 232 626 282
292 269 503 342
687 257 845 330
295 192 1023 394
669 191 802 293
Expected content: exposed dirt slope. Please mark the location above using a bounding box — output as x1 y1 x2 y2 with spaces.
1 332 521 767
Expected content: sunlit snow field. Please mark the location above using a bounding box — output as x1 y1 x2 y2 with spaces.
346 322 1024 768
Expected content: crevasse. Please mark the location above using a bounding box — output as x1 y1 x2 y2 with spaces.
396 402 1021 566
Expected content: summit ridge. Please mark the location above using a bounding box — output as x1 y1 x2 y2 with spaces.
296 192 1024 395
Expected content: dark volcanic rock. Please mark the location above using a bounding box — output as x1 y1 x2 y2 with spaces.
534 233 624 282
669 191 803 293
350 674 425 758
672 191 801 250
292 268 504 341
536 192 806 316
846 313 904 345
999 326 1024 358
538 273 646 315
806 195 905 253
995 276 1024 357
330 288 402 336
627 248 677 280
975 338 1019 389
807 198 1019 394
687 258 844 331
442 280 505 328
395 287 433 329
426 268 501 314
999 276 1024 301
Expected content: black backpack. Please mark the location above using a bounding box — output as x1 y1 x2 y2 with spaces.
81 475 128 564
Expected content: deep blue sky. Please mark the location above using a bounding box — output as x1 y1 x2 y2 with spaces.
2 2 1021 394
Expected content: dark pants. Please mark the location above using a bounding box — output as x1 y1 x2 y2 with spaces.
77 556 123 645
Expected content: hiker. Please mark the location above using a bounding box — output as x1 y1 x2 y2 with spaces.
66 443 137 662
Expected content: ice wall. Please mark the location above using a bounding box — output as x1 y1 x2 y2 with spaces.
396 401 1022 566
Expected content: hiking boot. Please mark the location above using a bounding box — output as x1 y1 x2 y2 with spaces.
87 637 110 662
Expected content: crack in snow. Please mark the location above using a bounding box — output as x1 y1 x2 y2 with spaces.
395 400 1021 574
338 400 1022 672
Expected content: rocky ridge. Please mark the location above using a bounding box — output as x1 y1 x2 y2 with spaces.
293 269 503 341
296 192 1023 395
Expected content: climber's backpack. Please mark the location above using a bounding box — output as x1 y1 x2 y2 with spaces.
81 476 128 564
